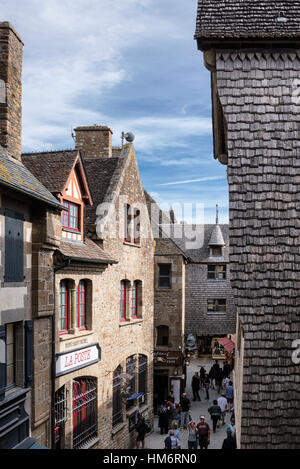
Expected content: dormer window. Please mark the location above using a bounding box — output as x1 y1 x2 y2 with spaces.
211 246 223 257
62 201 80 232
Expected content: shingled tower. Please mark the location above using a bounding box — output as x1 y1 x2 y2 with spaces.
195 1 300 449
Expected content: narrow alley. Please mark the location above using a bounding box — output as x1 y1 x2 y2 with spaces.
145 359 233 450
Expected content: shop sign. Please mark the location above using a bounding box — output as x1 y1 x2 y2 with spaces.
56 343 101 377
154 351 182 366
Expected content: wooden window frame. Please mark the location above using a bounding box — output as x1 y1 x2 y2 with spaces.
77 281 87 330
62 200 81 233
120 281 127 322
207 265 227 280
207 299 227 314
60 281 69 335
130 282 138 319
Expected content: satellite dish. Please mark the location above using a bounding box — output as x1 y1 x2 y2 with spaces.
122 132 135 144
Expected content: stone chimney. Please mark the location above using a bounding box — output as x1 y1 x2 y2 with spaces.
74 125 113 159
0 22 23 160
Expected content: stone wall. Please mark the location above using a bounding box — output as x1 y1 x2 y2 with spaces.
185 262 236 336
0 22 23 160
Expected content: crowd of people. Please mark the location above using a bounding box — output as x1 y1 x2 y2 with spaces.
156 360 236 450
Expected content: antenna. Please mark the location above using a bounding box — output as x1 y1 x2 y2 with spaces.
121 132 135 146
71 127 76 143
216 204 219 225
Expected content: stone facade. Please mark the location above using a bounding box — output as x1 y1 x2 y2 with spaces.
196 1 300 449
0 22 23 160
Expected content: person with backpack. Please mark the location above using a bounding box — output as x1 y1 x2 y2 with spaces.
225 381 234 412
164 430 181 449
135 413 147 449
208 400 222 433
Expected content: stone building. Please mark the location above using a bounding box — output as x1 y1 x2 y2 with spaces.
23 126 154 449
0 22 62 449
146 192 235 409
195 0 300 449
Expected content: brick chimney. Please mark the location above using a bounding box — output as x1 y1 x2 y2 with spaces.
74 125 113 159
0 22 23 160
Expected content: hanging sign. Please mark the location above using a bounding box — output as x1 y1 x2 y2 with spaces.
56 343 101 377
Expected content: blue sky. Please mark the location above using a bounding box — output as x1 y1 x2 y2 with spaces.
1 0 229 223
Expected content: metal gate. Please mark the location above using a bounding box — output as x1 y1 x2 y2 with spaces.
73 378 97 449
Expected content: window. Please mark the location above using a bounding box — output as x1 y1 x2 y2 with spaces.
158 264 171 288
211 247 222 257
62 201 80 232
54 386 67 449
134 209 140 245
157 325 169 346
0 324 16 396
126 356 137 410
124 204 131 243
208 265 227 280
112 366 123 427
73 377 97 449
138 355 147 405
130 282 138 319
120 281 127 322
77 281 86 330
5 210 24 283
60 281 69 334
207 299 227 314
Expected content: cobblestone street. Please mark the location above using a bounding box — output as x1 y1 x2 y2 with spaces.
145 358 232 450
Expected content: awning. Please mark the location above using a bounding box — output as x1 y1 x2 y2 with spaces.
219 337 235 353
126 392 145 401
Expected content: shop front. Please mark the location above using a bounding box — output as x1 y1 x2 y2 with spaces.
196 335 227 359
153 351 184 413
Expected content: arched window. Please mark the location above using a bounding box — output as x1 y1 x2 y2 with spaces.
73 377 97 449
60 281 69 335
77 280 86 330
157 325 169 346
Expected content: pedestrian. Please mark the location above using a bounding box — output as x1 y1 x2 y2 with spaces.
223 361 231 379
215 367 223 393
175 403 181 426
134 413 147 449
221 429 236 450
191 372 201 401
208 400 222 433
196 416 210 449
199 367 206 387
225 381 234 411
180 392 191 429
169 422 180 440
187 421 198 450
167 401 175 429
164 430 181 449
217 393 228 425
158 401 169 435
204 373 210 400
208 365 215 389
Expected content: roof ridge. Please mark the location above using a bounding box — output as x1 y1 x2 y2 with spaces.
22 149 77 155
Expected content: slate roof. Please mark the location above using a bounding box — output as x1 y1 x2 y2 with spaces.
22 150 79 194
195 0 300 40
0 145 61 208
162 224 229 263
58 238 116 264
208 223 225 246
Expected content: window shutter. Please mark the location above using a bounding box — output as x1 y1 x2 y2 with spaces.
5 210 24 283
0 325 6 399
25 321 33 388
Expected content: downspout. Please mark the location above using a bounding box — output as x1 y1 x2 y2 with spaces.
51 258 71 449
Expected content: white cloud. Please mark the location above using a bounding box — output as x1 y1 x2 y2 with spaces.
158 176 225 186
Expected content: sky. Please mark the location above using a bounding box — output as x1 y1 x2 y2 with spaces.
1 0 229 224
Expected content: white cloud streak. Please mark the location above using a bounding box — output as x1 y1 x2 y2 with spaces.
158 176 225 186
